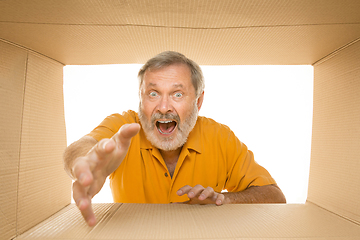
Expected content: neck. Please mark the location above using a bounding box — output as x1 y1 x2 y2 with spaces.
160 147 181 162
159 147 182 178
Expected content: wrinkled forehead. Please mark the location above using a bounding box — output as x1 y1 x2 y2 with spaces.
140 64 193 88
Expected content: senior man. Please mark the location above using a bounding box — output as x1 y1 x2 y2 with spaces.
63 51 286 226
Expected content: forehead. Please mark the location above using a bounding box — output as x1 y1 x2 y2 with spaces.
143 64 192 87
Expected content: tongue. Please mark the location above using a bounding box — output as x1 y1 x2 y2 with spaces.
159 121 176 134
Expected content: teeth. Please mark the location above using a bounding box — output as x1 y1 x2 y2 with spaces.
158 128 168 134
158 120 173 123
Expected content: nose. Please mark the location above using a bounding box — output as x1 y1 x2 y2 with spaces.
157 96 172 114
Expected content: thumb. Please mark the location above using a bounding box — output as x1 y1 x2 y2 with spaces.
115 123 140 148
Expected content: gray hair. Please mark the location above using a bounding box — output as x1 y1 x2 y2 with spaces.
138 51 205 98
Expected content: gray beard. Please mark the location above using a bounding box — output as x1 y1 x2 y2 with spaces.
138 102 199 151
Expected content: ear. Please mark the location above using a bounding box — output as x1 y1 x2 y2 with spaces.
196 91 204 111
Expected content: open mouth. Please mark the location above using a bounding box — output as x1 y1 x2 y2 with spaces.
156 120 177 135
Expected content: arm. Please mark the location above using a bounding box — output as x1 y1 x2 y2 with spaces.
62 123 140 227
177 184 286 205
223 184 286 204
175 117 286 205
63 136 98 179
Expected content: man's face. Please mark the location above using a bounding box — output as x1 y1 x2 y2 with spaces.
139 64 203 151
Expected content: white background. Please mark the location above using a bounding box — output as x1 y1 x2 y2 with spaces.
63 64 313 204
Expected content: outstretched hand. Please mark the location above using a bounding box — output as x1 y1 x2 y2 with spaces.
176 185 225 205
72 123 140 226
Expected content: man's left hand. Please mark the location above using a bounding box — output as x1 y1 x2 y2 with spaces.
176 185 225 205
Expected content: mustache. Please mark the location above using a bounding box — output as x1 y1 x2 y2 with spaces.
151 112 180 123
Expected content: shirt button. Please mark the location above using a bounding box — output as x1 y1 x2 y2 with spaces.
164 173 168 177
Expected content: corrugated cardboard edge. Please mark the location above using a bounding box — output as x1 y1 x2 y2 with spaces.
0 40 27 240
1 1 360 65
15 203 360 239
308 37 360 224
0 39 72 239
0 38 65 66
312 37 360 66
16 51 71 234
16 203 121 239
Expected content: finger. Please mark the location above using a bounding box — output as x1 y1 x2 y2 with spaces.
177 184 205 199
87 175 107 199
177 185 192 196
79 199 96 226
215 193 225 206
98 138 116 153
73 157 93 187
187 184 205 199
119 123 141 139
72 181 97 226
198 186 215 201
87 138 117 173
91 138 115 161
177 185 206 198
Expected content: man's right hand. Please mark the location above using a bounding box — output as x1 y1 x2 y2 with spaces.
71 123 140 226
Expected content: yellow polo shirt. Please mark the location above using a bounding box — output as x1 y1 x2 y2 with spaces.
88 110 276 203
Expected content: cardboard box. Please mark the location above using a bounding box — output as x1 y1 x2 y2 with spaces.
0 1 359 239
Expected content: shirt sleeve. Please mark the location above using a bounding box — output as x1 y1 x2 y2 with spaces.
87 110 138 141
224 130 277 192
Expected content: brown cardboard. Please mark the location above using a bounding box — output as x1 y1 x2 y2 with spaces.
0 41 27 240
15 203 360 239
0 0 360 65
0 40 71 238
308 39 360 224
0 1 360 239
16 53 71 234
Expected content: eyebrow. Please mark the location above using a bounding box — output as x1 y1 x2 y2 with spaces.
173 83 184 89
146 83 185 89
146 83 157 88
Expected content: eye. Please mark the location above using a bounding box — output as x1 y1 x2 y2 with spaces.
174 92 183 98
149 91 158 97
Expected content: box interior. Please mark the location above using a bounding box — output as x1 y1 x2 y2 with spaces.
0 1 359 239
